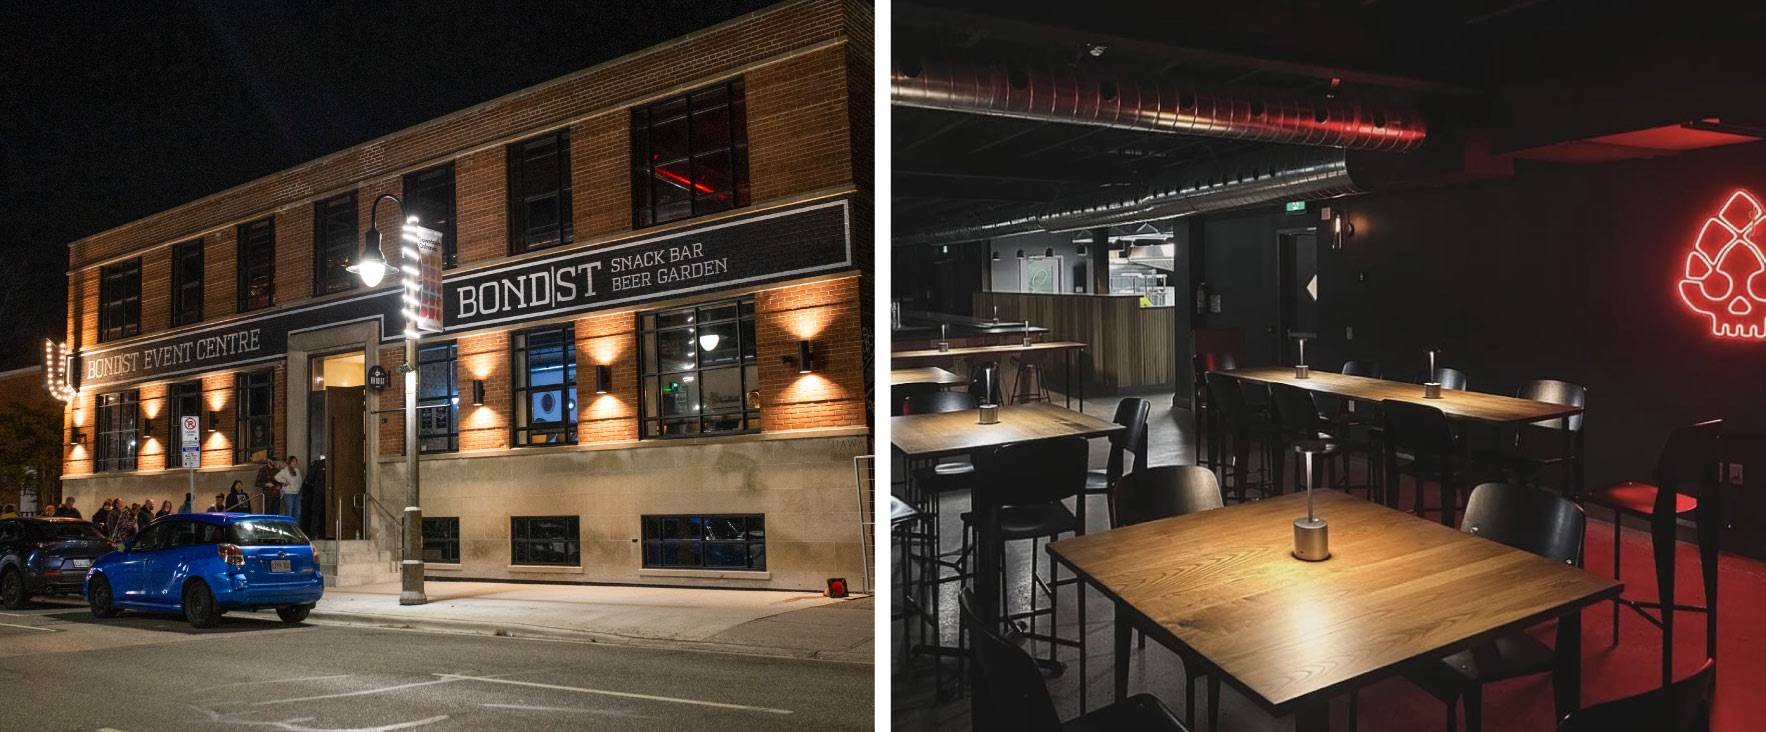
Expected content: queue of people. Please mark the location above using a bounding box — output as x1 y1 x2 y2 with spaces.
31 455 317 545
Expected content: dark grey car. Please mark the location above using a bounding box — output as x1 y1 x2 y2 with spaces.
0 518 114 608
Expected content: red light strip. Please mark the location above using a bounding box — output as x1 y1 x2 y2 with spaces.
1678 188 1766 339
652 167 717 195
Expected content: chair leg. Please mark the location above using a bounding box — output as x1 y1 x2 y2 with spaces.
1652 511 1676 688
1611 508 1622 647
1465 684 1482 732
1445 693 1459 732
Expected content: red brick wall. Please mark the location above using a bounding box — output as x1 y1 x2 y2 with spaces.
576 312 639 443
572 116 632 242
457 332 512 452
755 276 865 431
203 230 234 320
454 148 507 267
273 208 314 307
747 45 853 202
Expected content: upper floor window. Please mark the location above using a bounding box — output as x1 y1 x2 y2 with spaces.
507 130 572 254
235 369 274 464
313 192 359 296
631 78 750 228
94 390 139 472
512 324 576 447
403 163 457 269
638 297 759 439
237 217 275 313
98 258 142 342
170 239 204 327
417 341 458 453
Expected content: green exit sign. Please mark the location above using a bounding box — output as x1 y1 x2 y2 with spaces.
1284 201 1307 213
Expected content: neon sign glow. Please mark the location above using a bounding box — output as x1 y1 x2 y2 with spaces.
1678 189 1766 339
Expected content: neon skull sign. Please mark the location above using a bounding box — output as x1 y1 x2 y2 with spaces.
1679 189 1766 339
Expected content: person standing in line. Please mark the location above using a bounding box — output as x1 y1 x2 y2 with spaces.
278 456 304 525
135 501 153 528
92 499 113 535
178 493 193 514
57 497 80 519
0 504 15 519
109 505 137 545
40 504 53 517
255 458 284 515
226 481 250 513
155 500 172 520
206 494 227 513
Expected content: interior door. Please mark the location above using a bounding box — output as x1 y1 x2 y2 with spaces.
1276 230 1320 362
326 386 366 541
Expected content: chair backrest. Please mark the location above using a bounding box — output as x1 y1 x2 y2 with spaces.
1555 658 1714 732
1517 379 1587 432
975 436 1088 509
1342 360 1383 378
1269 383 1322 437
1462 482 1586 564
902 390 977 415
1379 399 1456 456
889 495 921 527
1431 367 1469 391
1652 419 1723 499
959 589 1064 732
1197 351 1237 374
1106 398 1151 484
1117 466 1223 526
969 362 1003 406
1204 371 1251 430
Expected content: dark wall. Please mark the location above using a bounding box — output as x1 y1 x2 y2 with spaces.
1195 140 1766 488
1199 209 1312 366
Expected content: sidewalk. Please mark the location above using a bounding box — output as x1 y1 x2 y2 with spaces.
308 580 873 663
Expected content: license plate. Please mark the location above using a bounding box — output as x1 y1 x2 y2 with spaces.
269 559 292 573
68 558 91 568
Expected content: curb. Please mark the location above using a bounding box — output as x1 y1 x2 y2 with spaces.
305 609 874 663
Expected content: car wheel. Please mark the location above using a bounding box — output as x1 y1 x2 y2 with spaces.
275 604 311 624
1 570 27 610
88 575 119 618
183 581 220 629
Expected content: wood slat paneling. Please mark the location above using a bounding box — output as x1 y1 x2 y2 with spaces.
974 292 1176 392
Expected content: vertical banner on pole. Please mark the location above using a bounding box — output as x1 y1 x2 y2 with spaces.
408 224 445 334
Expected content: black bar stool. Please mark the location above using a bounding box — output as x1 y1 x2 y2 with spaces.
1087 398 1149 528
1381 399 1486 526
1205 371 1272 502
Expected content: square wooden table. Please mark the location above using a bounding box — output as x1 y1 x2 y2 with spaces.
1048 490 1621 731
890 366 966 388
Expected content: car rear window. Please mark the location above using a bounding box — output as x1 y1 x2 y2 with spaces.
227 520 309 546
35 522 107 541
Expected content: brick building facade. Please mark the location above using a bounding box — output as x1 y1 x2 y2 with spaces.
57 0 872 590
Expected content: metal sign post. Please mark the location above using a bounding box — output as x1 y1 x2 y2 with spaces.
181 416 200 510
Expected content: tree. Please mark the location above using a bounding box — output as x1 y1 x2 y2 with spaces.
0 400 64 510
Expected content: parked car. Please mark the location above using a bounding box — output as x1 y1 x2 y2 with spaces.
84 513 322 628
0 518 114 609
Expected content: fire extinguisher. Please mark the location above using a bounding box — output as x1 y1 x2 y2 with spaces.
1194 281 1211 317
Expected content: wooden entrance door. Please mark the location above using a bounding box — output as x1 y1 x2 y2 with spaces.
326 386 366 540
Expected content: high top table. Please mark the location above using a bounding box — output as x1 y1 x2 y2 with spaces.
891 341 1088 412
889 366 966 388
1049 490 1622 731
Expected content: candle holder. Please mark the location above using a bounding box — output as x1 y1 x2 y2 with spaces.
1423 382 1443 399
978 403 1000 424
937 341 951 352
1021 322 1033 347
1294 364 1310 379
1292 440 1337 562
938 323 951 352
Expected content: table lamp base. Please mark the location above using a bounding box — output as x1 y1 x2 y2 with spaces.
1295 364 1310 379
1423 382 1442 399
1293 517 1330 561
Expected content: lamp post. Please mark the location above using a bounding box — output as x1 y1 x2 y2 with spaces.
347 193 427 606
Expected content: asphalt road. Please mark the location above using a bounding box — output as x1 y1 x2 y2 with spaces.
0 597 872 732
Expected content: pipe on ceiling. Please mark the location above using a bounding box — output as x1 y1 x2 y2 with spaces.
893 50 1428 152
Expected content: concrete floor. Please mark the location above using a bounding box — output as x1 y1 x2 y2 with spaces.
0 598 872 731
890 393 1766 732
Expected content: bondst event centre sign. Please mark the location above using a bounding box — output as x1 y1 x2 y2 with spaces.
76 198 852 390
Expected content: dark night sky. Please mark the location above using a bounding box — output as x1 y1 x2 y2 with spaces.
0 0 779 371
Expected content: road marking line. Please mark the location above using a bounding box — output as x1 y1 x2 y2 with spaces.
0 621 55 632
436 674 792 715
203 674 353 691
253 677 460 705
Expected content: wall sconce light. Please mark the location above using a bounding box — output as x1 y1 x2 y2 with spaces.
782 340 816 374
143 418 153 434
1077 243 1088 256
1016 249 1026 259
1322 205 1356 249
207 411 220 432
472 379 486 406
1044 247 1055 258
991 250 1000 261
69 427 84 445
594 365 612 394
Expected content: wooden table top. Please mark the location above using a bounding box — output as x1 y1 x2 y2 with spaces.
1048 490 1620 713
891 340 1088 360
1226 366 1584 424
889 403 1123 458
889 366 966 387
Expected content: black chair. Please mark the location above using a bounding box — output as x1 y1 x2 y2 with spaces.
1268 383 1342 497
890 495 929 668
1205 372 1271 502
970 362 1004 406
1554 658 1714 732
960 589 1191 732
1087 398 1150 527
1586 419 1723 688
1429 367 1469 391
1381 399 1483 526
903 390 977 415
1402 482 1585 732
1342 360 1383 378
1488 379 1587 493
1194 352 1236 471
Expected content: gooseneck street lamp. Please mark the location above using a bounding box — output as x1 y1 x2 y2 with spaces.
349 193 427 606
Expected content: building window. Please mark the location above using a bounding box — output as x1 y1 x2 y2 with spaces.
631 78 750 228
638 297 758 439
421 517 459 563
511 516 579 566
237 217 275 313
169 381 201 449
169 239 204 327
235 369 274 464
98 258 142 342
313 192 359 296
403 163 457 269
417 341 458 453
512 324 576 446
94 390 140 473
506 130 572 254
642 515 765 570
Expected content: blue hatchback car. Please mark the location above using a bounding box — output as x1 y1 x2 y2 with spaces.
84 513 323 628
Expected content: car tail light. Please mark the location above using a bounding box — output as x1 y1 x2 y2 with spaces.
218 543 245 566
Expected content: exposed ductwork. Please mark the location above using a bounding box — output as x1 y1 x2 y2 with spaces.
893 49 1428 152
895 147 1366 246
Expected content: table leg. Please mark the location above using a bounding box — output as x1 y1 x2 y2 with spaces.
1114 602 1131 702
1295 698 1331 732
1077 574 1088 714
1553 607 1584 720
1560 419 1575 500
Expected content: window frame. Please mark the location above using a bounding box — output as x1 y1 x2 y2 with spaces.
94 389 140 473
511 324 578 447
236 217 276 313
98 257 142 343
506 129 573 255
403 162 458 269
234 369 275 464
169 239 204 327
630 78 750 229
637 297 760 440
312 192 360 296
416 341 458 454
641 514 766 571
421 517 460 564
510 515 580 567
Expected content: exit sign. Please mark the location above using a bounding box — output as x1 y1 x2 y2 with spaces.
1284 201 1307 213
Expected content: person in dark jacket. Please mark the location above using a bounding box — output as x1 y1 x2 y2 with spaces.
302 457 327 537
92 499 113 536
57 498 80 519
226 481 251 513
254 459 284 515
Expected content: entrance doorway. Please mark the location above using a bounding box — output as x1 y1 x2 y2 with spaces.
308 352 367 540
1275 229 1319 363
